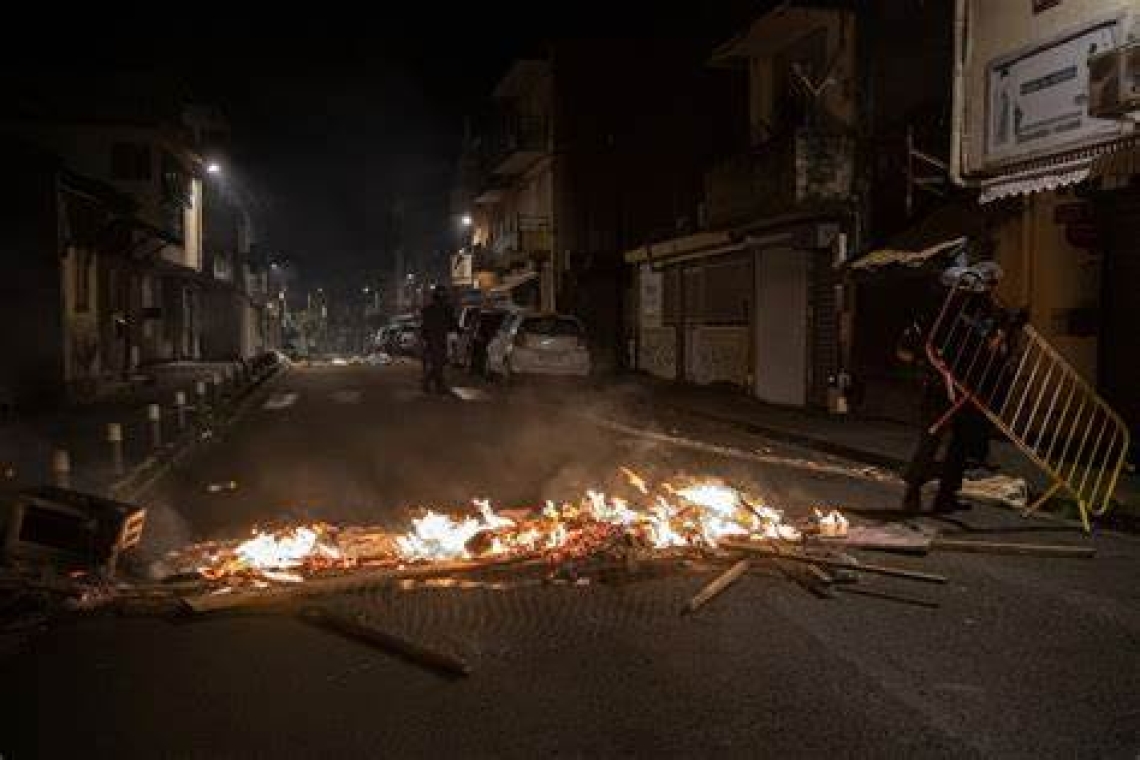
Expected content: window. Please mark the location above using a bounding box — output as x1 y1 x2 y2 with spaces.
110 142 152 180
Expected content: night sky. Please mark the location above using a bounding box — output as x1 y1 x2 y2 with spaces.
4 1 766 289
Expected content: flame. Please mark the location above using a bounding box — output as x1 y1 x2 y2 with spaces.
814 508 849 537
185 469 840 585
620 467 649 494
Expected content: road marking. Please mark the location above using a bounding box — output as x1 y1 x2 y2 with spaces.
451 386 490 402
329 389 363 404
263 392 299 410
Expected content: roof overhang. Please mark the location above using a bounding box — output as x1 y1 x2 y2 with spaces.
849 237 967 274
489 270 538 295
625 212 844 267
976 135 1140 203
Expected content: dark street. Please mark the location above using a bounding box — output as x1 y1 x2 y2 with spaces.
3 362 1137 758
3 2 1140 756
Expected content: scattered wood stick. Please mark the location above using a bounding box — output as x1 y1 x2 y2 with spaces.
930 538 1095 558
833 585 940 610
770 542 832 599
298 607 470 677
682 559 750 615
723 540 947 585
182 555 535 614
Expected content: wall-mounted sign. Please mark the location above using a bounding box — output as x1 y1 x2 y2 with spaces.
986 20 1122 166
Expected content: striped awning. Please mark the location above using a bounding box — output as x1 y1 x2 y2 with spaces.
978 135 1140 203
979 162 1093 204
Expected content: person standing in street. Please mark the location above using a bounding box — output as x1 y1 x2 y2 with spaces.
420 285 456 394
898 261 1015 514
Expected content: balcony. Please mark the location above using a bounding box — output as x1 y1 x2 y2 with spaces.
486 215 552 270
703 129 854 229
485 114 549 176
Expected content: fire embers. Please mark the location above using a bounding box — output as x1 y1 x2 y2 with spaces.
180 469 845 587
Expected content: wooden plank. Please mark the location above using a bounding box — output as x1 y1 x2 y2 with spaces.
299 608 470 677
930 538 1095 558
833 585 940 609
681 559 750 614
182 555 534 613
723 540 947 585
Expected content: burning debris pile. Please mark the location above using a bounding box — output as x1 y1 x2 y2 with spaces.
170 469 844 590
2 468 1097 678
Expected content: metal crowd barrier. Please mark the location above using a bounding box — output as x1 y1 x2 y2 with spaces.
925 275 1131 531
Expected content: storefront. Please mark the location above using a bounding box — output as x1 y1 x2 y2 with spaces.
626 219 842 408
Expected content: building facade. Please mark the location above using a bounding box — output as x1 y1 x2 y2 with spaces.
953 0 1140 443
626 7 854 407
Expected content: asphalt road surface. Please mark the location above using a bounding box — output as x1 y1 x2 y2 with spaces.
3 362 1138 758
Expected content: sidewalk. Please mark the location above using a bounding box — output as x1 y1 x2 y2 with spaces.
0 359 273 497
619 374 1139 527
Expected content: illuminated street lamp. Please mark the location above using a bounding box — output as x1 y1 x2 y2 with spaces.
206 162 222 175
461 213 473 227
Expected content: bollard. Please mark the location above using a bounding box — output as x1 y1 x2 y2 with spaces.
147 403 162 449
106 422 124 476
196 380 209 420
51 449 71 489
174 390 187 431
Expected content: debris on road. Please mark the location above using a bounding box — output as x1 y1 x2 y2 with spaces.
929 538 1095 558
1 487 146 576
298 607 471 677
0 469 1102 681
682 559 749 614
959 475 1028 509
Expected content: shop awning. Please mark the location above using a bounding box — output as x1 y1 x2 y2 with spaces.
624 230 742 265
489 270 538 295
977 135 1140 204
979 161 1093 204
849 236 967 272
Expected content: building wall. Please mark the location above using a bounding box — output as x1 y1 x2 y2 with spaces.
743 8 858 138
960 0 1138 176
993 191 1101 382
0 165 66 408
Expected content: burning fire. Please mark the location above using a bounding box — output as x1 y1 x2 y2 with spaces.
185 469 843 584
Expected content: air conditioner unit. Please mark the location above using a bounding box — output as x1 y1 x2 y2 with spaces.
1088 41 1140 118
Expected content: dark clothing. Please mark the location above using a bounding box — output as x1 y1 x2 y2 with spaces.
899 281 1009 510
903 377 990 507
420 301 456 394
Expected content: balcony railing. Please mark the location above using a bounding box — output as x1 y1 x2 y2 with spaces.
703 128 854 228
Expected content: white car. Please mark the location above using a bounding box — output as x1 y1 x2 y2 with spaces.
486 312 591 380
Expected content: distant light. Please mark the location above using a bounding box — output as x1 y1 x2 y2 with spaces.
206 162 222 175
362 286 370 293
461 214 473 227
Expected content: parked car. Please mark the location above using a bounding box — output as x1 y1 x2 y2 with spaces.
449 305 481 366
379 315 420 356
466 308 510 376
394 324 420 356
486 312 591 380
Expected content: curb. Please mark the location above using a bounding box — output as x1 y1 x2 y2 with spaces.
108 360 289 502
663 401 911 473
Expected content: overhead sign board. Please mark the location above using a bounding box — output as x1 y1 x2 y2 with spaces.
985 19 1122 166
